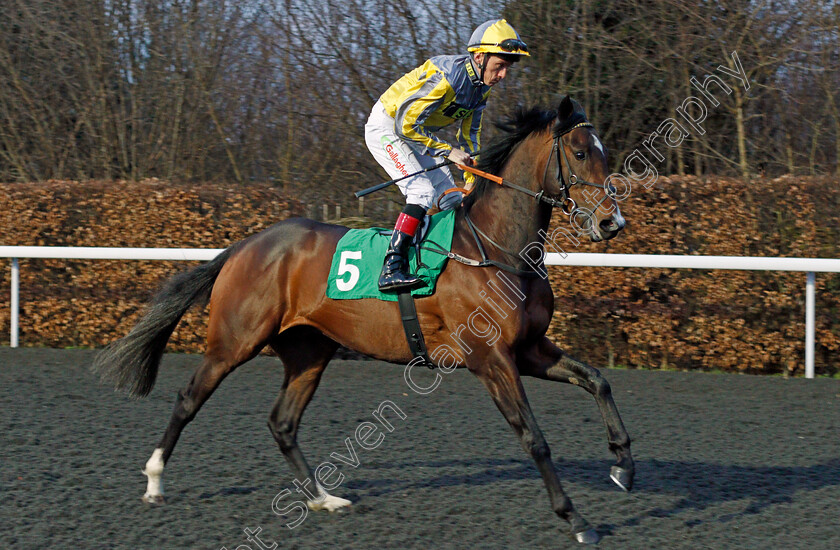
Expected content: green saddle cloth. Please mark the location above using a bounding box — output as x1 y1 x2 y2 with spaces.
326 210 455 301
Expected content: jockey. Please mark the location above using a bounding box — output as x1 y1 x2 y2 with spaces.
365 19 529 292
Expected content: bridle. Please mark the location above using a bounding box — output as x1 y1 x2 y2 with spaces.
461 121 616 214
423 118 618 276
540 121 616 215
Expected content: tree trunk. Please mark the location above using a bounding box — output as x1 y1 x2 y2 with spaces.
733 86 749 179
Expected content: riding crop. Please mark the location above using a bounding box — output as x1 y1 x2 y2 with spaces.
354 149 485 198
353 161 454 198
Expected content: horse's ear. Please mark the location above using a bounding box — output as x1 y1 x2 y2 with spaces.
558 95 574 120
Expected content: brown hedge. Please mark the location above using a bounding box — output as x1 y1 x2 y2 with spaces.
1 176 837 376
545 174 840 377
0 180 303 352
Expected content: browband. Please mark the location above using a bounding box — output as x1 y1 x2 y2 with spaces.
558 121 594 136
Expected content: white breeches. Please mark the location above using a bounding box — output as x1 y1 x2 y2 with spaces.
365 101 463 211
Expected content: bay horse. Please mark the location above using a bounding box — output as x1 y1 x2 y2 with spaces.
94 95 634 544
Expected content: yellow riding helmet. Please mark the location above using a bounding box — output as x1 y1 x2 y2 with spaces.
467 19 530 57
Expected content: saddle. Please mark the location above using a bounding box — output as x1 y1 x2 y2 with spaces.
326 211 455 368
326 210 455 302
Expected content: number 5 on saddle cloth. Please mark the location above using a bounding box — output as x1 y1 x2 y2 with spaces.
326 210 457 368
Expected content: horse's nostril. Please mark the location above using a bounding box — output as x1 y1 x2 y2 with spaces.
598 217 625 236
599 216 625 233
600 219 616 232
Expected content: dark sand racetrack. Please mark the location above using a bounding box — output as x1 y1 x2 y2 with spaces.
1 348 839 549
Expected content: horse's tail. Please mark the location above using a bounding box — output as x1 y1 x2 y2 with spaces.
92 246 237 398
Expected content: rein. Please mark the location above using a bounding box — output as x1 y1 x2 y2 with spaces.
432 120 616 276
420 211 543 277
457 122 616 217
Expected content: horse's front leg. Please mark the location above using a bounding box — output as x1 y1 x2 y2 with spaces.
471 348 600 544
521 337 634 492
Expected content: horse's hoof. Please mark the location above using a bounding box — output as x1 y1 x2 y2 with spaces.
610 465 633 492
142 493 166 505
573 528 600 544
307 493 352 512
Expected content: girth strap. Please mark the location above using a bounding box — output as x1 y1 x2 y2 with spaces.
396 291 436 369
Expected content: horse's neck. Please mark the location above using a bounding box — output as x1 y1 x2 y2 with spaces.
463 140 553 269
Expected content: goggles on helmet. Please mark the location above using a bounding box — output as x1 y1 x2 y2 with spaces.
470 38 529 54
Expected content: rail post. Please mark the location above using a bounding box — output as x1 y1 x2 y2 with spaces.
11 257 19 348
805 271 815 379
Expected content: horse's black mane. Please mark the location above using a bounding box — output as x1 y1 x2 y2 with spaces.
463 105 558 208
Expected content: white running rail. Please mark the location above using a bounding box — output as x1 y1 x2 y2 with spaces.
2 247 839 378
1 246 222 350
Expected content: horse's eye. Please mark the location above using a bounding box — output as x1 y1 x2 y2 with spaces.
574 151 586 161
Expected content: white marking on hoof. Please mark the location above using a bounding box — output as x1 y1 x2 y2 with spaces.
142 448 165 503
306 484 351 512
307 493 352 512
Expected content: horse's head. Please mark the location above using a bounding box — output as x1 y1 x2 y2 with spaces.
545 96 625 242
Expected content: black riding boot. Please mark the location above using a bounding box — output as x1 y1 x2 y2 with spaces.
378 229 423 292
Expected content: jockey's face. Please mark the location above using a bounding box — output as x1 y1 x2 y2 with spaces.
475 53 514 87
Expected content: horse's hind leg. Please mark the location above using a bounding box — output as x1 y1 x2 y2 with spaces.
266 327 349 511
142 305 275 503
472 348 600 544
522 337 634 492
142 347 260 503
